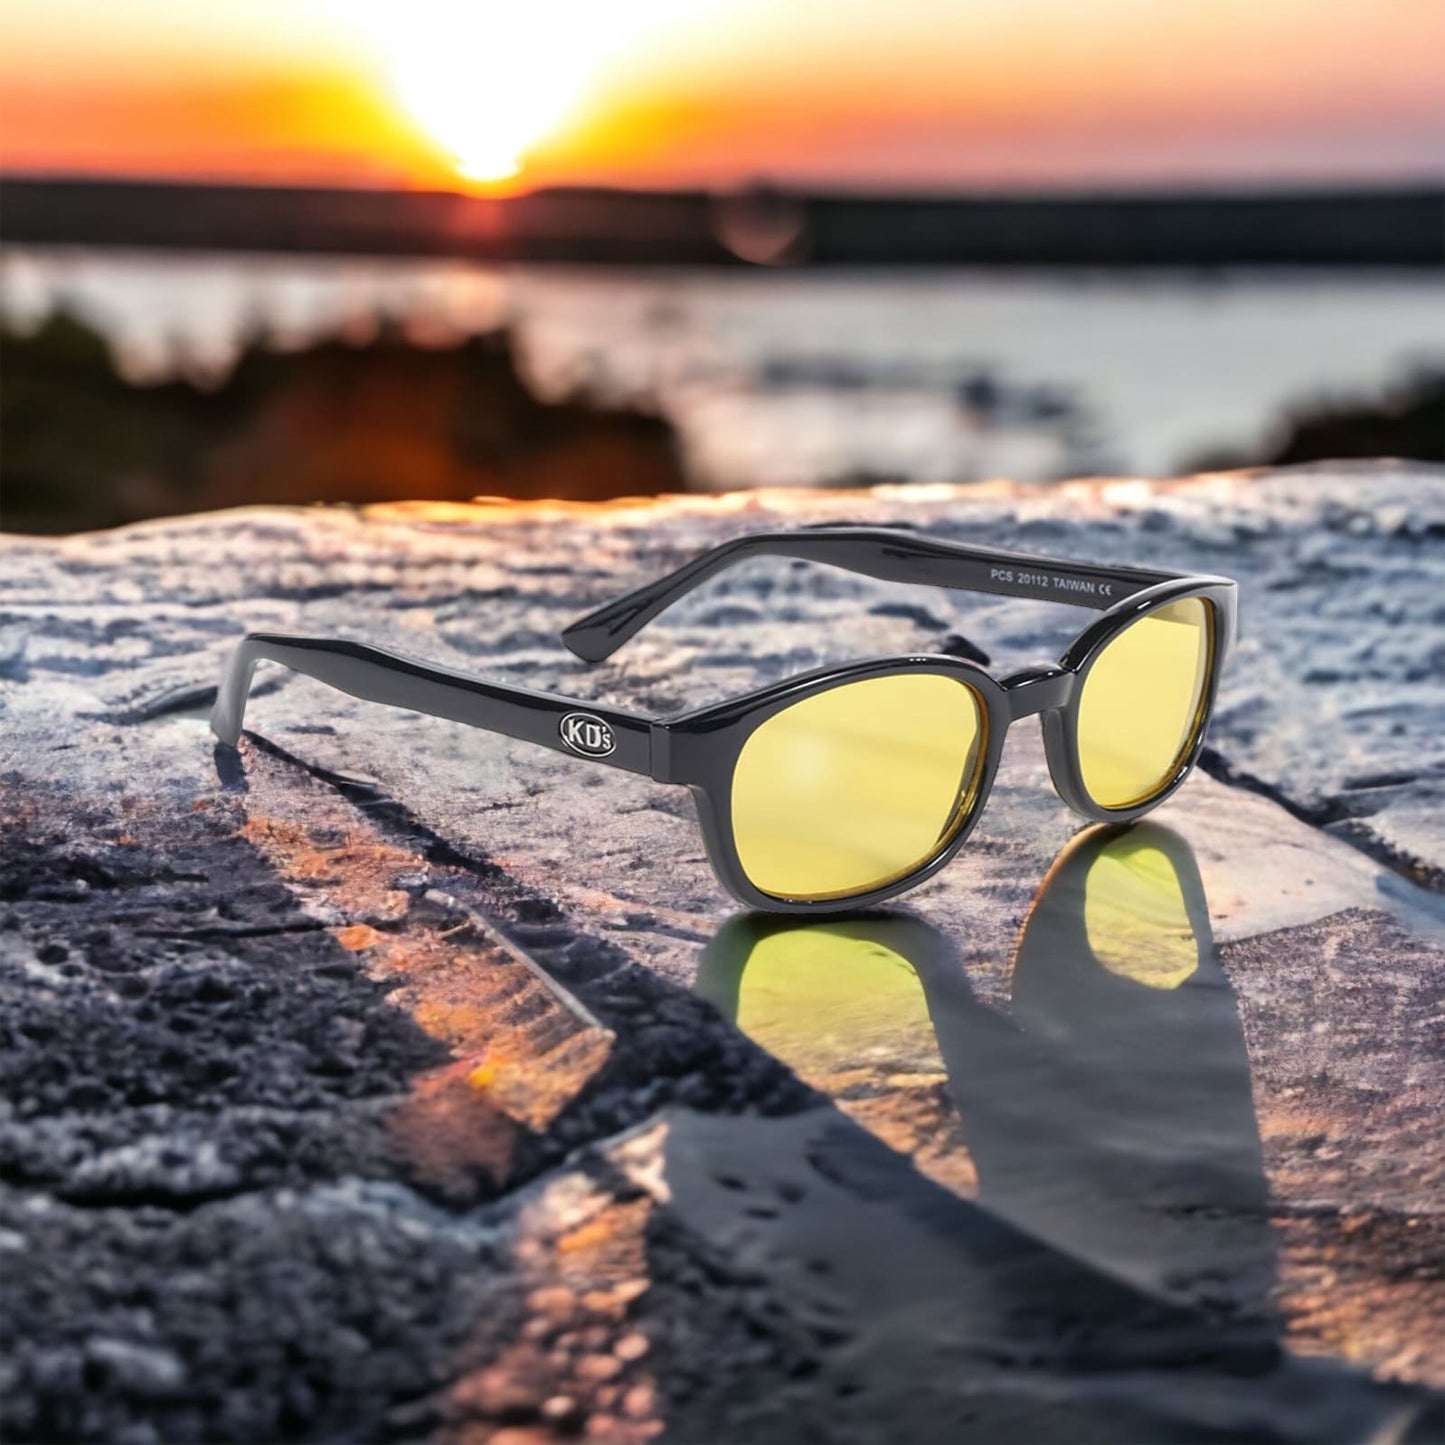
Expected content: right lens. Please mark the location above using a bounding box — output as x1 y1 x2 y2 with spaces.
730 672 986 902
1075 597 1212 810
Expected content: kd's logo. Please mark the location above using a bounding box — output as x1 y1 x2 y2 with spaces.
559 712 617 758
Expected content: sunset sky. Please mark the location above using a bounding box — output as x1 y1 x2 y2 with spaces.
2 0 1442 194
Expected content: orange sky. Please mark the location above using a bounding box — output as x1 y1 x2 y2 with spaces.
2 0 1442 192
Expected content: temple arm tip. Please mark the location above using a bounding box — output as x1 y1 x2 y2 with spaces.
209 702 242 749
559 619 617 665
209 634 260 747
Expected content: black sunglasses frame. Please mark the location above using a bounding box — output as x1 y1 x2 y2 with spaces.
211 527 1236 914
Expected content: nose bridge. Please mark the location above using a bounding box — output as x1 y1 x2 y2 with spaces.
1001 665 1074 721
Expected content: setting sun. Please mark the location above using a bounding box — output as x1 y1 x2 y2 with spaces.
330 0 720 187
2 0 1442 192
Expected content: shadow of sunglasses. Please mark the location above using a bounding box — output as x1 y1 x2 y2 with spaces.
693 821 1272 1316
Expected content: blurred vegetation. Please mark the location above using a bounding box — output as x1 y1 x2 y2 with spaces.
0 313 684 533
1186 369 1445 474
3 311 1440 536
1266 371 1444 467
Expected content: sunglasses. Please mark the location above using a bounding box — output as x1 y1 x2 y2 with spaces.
212 526 1236 913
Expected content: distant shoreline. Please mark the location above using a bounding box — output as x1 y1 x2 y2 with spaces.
3 176 1442 267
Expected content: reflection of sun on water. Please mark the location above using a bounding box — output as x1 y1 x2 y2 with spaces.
331 0 718 187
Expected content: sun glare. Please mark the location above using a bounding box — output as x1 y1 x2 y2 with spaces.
329 0 714 187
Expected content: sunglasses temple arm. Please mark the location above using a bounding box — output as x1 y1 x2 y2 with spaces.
210 632 655 775
561 527 1176 663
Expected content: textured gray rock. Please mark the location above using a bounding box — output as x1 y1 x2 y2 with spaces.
1 462 1441 1442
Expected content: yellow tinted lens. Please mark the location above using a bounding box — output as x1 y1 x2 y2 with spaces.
730 673 985 901
1076 597 1212 809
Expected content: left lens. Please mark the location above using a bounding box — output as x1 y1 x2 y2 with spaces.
1075 596 1212 810
730 672 986 902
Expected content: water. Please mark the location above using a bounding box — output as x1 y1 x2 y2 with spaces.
3 246 1441 489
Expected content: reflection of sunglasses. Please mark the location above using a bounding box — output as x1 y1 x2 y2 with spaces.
695 822 1219 1072
696 823 1270 1306
212 526 1235 912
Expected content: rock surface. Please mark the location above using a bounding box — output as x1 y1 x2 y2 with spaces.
1 462 1442 1442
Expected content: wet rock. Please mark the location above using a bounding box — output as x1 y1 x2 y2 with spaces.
0 462 1440 1441
83 1339 187 1401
